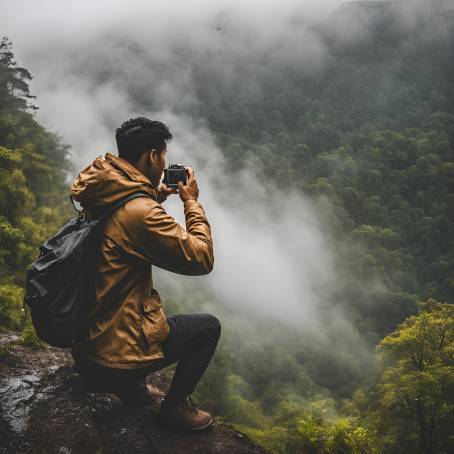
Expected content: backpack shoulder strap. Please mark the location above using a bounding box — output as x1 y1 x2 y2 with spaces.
97 191 150 222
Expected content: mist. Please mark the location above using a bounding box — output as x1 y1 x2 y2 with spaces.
1 0 442 380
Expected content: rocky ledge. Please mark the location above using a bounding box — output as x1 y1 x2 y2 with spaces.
0 334 269 454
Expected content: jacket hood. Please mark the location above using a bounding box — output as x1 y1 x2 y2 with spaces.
70 152 157 211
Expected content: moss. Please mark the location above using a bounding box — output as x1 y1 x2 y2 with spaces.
20 318 43 347
0 284 24 331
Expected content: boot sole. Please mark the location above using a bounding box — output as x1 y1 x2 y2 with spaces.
157 415 214 432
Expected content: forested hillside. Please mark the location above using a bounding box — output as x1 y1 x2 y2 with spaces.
167 7 454 453
193 7 454 344
0 37 72 341
0 4 453 453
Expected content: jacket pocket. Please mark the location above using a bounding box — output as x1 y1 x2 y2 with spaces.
138 289 170 353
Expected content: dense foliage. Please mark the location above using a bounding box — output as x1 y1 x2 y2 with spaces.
0 37 72 341
193 18 454 345
372 299 454 454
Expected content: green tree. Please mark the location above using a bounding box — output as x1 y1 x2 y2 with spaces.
372 299 454 454
0 36 36 112
0 38 72 336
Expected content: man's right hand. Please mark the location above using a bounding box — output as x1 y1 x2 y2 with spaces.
178 167 199 202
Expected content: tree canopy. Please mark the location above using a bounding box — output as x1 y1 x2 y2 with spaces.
0 37 72 340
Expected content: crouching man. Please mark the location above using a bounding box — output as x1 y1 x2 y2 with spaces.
70 117 220 431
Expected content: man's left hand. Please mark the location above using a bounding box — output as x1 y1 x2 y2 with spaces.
157 183 178 203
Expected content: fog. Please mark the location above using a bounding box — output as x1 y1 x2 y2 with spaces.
2 0 441 375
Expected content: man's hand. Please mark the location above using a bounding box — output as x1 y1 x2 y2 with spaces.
157 183 178 203
178 167 199 202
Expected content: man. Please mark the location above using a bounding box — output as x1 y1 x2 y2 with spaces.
70 117 220 431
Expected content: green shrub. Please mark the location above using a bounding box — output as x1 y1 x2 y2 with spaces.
20 317 43 347
0 283 24 331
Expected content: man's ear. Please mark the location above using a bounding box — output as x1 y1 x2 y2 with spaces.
149 148 158 164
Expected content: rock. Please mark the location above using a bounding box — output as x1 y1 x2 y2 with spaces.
0 336 270 454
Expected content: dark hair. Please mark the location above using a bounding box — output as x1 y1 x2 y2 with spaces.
115 117 173 163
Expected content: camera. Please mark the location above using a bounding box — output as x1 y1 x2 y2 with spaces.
162 164 187 189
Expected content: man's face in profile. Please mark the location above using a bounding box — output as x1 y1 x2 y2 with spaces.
147 147 167 188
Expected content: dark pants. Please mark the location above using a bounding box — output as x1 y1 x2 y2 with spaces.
73 313 221 402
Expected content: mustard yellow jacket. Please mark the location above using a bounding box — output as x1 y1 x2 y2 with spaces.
69 152 213 369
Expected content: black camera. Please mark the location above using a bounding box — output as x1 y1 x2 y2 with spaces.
162 164 187 189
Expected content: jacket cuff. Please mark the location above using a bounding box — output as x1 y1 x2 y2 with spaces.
183 199 199 207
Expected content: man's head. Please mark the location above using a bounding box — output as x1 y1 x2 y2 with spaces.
116 117 173 188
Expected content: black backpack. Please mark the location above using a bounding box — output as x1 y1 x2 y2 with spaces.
23 191 150 348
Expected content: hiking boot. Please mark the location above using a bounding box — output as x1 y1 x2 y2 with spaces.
116 381 164 407
158 396 213 431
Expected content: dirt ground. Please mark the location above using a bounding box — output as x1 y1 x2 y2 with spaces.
0 333 270 454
